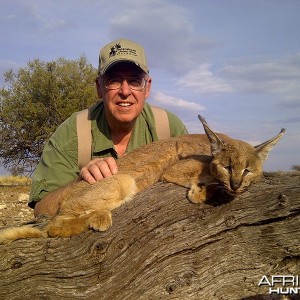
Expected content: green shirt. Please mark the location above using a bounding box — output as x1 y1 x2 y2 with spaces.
29 102 188 207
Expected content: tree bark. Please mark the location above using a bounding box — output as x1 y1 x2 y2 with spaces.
0 172 300 300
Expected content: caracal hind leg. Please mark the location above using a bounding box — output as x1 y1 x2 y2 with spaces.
45 210 112 237
45 214 88 237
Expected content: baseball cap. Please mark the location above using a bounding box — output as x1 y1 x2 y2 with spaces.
98 38 149 75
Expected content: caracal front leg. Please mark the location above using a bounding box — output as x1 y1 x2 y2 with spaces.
188 182 208 203
160 158 214 203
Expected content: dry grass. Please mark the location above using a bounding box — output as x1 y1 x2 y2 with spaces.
0 175 31 186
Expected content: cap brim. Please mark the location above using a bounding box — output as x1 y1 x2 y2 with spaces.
100 59 148 75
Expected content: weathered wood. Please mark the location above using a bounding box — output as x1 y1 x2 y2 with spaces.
0 172 300 300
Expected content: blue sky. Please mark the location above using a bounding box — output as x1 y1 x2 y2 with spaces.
0 0 299 173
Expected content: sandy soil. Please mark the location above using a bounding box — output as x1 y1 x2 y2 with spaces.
0 185 34 227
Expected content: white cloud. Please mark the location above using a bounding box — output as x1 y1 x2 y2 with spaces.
0 1 72 38
220 54 300 106
108 0 214 74
0 13 17 21
151 91 206 111
177 64 233 94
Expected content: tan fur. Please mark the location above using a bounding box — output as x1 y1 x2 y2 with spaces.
0 116 285 242
0 227 46 241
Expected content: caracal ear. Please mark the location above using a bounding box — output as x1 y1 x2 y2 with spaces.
254 128 286 162
198 115 224 156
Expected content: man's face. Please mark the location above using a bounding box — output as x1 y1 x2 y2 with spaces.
97 62 151 127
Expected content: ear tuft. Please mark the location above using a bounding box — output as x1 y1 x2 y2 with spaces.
255 128 286 162
198 115 224 156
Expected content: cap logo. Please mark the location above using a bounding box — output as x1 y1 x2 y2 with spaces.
109 42 137 58
99 39 149 75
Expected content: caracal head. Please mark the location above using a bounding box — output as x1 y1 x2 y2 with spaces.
198 115 286 195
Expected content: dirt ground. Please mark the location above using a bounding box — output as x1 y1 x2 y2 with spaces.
0 185 34 227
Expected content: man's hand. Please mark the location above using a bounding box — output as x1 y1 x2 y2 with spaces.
80 157 118 184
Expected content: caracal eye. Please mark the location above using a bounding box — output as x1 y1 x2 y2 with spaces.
243 168 251 176
224 165 232 173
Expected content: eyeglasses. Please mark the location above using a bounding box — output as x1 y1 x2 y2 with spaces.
103 77 147 91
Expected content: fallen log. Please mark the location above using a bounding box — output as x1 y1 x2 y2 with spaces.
0 172 300 300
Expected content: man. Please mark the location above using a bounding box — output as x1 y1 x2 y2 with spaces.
29 38 188 217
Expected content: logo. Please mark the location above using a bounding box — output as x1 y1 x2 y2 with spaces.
258 275 300 295
108 43 138 58
109 43 122 57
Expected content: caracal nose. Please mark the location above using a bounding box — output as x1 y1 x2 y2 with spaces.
230 179 241 191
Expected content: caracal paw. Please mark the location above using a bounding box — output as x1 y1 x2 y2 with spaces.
188 183 207 203
88 210 112 232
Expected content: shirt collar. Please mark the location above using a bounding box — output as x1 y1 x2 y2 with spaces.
90 101 156 156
